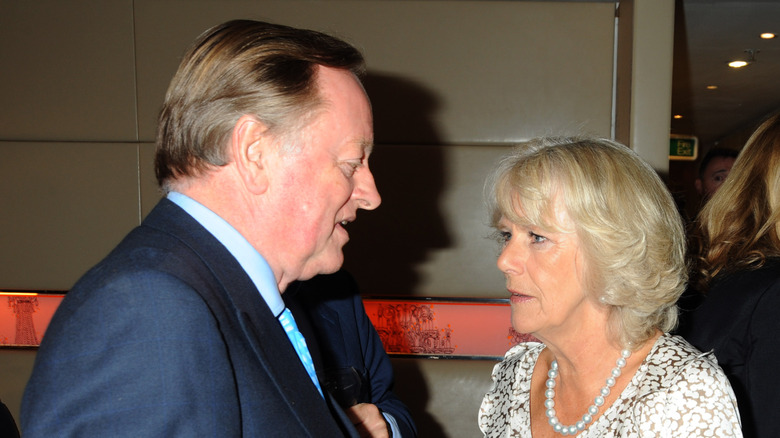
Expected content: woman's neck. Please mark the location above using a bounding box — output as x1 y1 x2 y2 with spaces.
528 331 661 437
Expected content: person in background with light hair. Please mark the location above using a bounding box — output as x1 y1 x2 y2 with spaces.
678 113 780 438
478 137 741 437
22 19 381 437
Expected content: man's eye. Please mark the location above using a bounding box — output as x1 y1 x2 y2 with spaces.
340 162 361 176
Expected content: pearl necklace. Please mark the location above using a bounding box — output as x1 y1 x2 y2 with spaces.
544 349 631 436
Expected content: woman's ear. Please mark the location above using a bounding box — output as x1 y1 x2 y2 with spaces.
231 114 271 194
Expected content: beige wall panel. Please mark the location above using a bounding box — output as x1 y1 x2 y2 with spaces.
0 142 142 290
343 144 510 298
627 0 675 172
0 0 138 142
392 357 496 438
0 349 36 429
139 142 162 218
134 0 616 143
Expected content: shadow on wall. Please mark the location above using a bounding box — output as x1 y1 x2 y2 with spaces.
344 71 451 297
391 359 447 438
344 72 453 437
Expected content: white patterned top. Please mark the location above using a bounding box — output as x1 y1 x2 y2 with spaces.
479 334 742 437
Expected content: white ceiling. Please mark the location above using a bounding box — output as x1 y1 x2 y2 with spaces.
671 0 780 148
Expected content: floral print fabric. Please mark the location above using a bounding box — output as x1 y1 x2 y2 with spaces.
479 334 742 437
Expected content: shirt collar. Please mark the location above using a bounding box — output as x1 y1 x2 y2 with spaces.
166 192 285 317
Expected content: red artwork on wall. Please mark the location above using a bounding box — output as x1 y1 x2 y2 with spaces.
363 298 537 359
1 293 539 358
1 292 64 347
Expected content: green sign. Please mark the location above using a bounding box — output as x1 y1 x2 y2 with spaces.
669 136 698 161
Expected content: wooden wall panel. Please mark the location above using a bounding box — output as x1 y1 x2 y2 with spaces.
139 142 161 218
343 144 511 297
0 0 137 141
133 0 616 144
0 142 142 290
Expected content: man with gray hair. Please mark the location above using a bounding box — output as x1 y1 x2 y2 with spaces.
22 20 381 437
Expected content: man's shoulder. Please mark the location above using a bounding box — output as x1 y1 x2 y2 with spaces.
61 203 226 321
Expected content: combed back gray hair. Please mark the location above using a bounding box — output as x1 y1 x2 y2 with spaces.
485 137 687 349
155 19 366 191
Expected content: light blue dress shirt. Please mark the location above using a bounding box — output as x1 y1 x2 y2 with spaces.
167 192 323 397
168 193 401 434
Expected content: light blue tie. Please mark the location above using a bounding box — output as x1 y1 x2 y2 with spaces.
278 307 323 397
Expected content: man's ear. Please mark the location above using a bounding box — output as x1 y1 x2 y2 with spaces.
231 114 271 195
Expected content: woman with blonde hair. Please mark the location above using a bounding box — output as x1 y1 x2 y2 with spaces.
479 137 741 437
679 113 780 437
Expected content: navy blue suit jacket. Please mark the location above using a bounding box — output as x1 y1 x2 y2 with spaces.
22 199 359 437
286 271 417 437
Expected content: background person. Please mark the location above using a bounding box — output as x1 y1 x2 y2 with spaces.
676 147 740 314
285 269 417 438
0 399 19 438
22 19 380 437
695 147 738 201
478 137 741 437
678 113 780 438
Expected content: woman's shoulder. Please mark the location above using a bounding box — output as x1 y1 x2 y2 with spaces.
502 342 545 363
649 334 720 368
638 334 730 391
490 342 545 379
629 334 742 437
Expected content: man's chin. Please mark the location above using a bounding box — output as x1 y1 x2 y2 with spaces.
302 252 345 280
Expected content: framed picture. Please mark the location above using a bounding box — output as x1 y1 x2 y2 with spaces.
0 292 65 348
363 297 536 360
0 292 536 358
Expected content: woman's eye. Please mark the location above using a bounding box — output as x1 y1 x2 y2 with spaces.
529 232 547 244
494 230 512 245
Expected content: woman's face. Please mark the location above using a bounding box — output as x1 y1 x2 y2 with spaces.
496 196 597 341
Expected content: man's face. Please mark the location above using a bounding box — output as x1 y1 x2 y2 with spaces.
696 156 736 199
265 66 381 288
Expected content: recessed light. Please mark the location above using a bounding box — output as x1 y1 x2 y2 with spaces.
673 114 683 119
728 60 749 68
761 33 776 39
706 85 718 90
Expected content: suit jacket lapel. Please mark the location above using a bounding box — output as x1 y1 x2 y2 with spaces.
143 199 358 436
317 299 348 362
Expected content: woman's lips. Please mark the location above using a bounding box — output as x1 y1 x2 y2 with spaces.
509 291 534 303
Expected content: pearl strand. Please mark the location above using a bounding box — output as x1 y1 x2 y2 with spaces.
544 349 631 436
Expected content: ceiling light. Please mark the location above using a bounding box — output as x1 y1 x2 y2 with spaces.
760 33 775 39
706 85 718 90
728 49 759 68
673 114 683 119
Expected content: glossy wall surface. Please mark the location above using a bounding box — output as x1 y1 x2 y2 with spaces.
1 0 617 292
0 1 674 436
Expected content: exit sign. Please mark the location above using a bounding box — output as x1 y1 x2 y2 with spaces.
669 135 698 161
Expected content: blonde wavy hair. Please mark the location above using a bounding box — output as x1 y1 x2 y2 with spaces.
485 137 687 349
696 113 780 288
